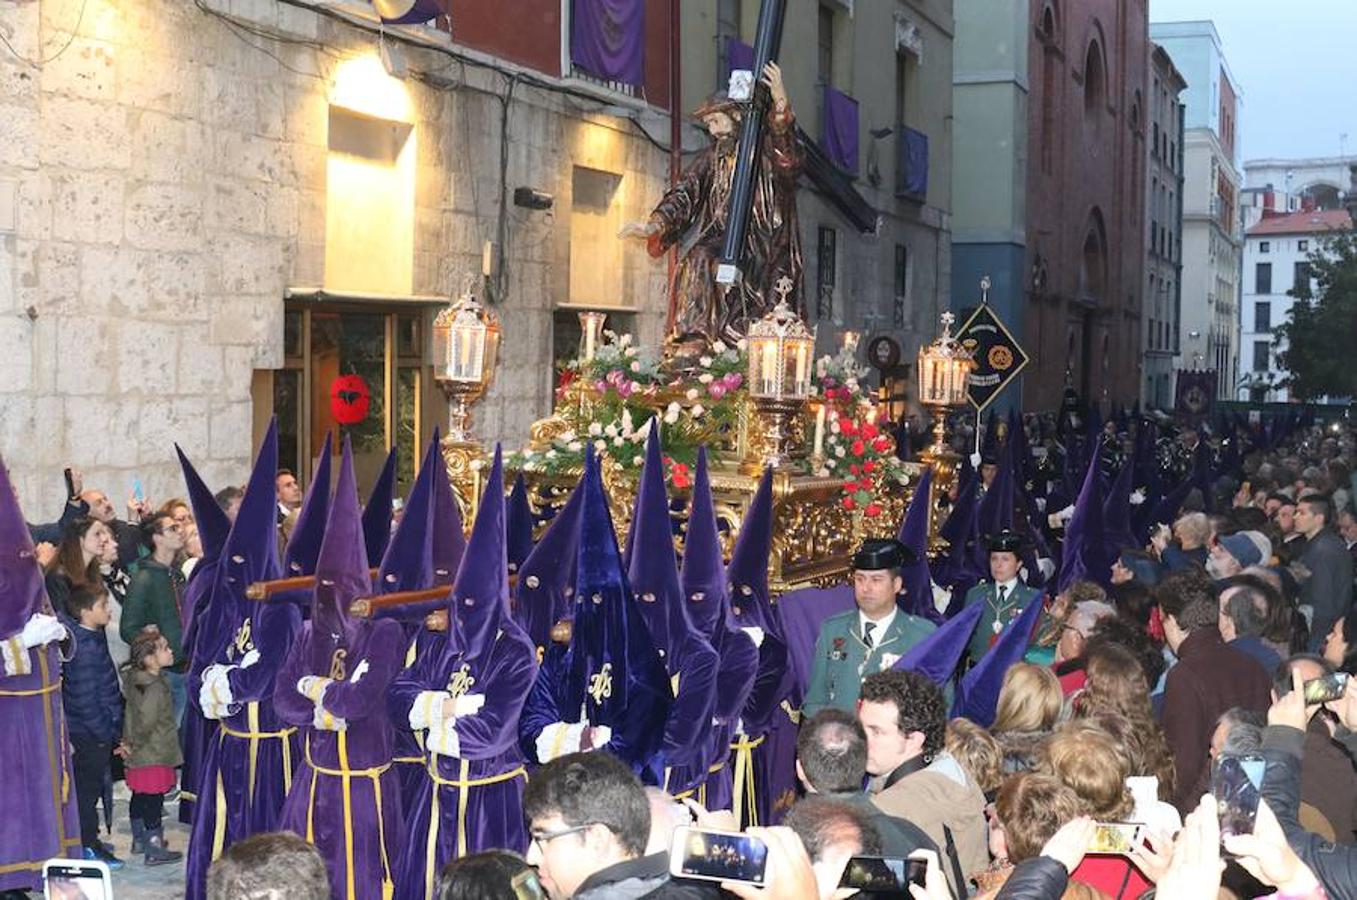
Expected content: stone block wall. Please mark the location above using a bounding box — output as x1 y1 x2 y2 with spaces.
0 0 669 516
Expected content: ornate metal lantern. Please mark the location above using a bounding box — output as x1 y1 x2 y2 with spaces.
915 309 975 483
743 277 815 472
432 290 500 443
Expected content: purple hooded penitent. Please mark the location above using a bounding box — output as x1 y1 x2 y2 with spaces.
0 457 81 891
274 437 405 900
388 446 538 890
506 471 534 575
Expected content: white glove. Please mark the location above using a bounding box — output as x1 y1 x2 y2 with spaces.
425 720 460 757
199 664 236 709
239 648 260 669
1130 489 1146 506
20 613 67 649
313 704 347 732
297 675 332 703
1037 557 1056 580
588 724 613 749
201 699 232 720
451 693 486 718
349 659 370 684
740 626 765 649
969 451 982 468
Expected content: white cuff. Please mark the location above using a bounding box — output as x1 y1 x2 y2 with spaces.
740 626 765 649
408 690 448 731
313 701 347 732
1 637 32 678
535 721 586 762
425 719 460 757
200 665 237 710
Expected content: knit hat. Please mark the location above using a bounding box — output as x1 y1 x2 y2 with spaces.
1218 532 1263 569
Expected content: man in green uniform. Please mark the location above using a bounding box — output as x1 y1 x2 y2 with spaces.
803 539 937 717
963 530 1042 667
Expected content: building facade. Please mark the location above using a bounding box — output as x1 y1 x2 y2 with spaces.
0 0 681 510
1148 20 1241 400
953 0 1148 412
1237 208 1352 402
1245 155 1357 213
1143 43 1186 410
0 0 950 511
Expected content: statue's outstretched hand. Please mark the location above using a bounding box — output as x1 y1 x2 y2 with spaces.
761 62 788 111
618 220 658 240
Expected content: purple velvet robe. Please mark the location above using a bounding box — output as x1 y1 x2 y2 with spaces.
388 626 537 900
274 618 407 900
185 599 303 900
0 640 81 892
178 559 222 825
655 633 720 795
694 630 759 811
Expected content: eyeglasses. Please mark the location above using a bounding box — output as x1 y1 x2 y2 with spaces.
528 823 596 849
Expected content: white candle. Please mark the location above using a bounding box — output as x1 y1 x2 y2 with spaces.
584 323 596 360
813 405 826 459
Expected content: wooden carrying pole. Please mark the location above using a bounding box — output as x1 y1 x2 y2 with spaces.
245 568 379 600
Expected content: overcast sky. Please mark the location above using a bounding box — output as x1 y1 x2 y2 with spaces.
1149 0 1357 162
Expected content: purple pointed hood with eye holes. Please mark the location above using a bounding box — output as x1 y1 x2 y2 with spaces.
0 456 51 635
513 474 583 654
215 419 283 621
310 436 371 655
680 447 736 639
362 447 398 566
506 472 535 576
445 446 516 666
175 444 231 566
626 427 694 660
724 465 778 635
282 432 333 581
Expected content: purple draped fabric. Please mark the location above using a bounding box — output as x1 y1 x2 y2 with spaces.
570 0 645 86
822 86 860 175
776 585 856 698
899 126 929 197
728 37 755 73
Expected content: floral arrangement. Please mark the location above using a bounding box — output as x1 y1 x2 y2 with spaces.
512 332 746 483
807 345 907 517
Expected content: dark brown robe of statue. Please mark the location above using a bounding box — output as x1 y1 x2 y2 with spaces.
646 104 804 346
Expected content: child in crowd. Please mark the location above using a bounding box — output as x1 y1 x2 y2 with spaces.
60 583 126 869
123 630 185 866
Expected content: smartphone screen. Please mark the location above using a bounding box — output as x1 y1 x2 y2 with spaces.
43 859 112 900
132 477 145 502
669 826 768 885
1214 754 1265 838
839 855 928 891
1303 671 1349 704
1088 822 1142 854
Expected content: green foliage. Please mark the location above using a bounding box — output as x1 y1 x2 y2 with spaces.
1275 231 1357 400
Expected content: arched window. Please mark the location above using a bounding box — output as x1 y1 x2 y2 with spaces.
1083 39 1105 116
1078 209 1108 303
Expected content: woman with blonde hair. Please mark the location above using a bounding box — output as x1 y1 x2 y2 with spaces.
993 663 1063 774
945 717 1004 799
1073 641 1176 803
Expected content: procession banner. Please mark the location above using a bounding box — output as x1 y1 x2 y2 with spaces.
956 303 1029 411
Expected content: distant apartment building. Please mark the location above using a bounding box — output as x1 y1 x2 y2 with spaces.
1143 43 1186 410
1238 208 1352 401
1148 21 1242 399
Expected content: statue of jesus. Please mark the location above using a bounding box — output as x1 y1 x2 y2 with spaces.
621 62 805 350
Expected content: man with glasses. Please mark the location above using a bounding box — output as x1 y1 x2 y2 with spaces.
121 513 188 723
523 751 719 899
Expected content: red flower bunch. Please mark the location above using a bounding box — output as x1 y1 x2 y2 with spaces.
664 456 692 490
833 414 896 519
555 367 577 398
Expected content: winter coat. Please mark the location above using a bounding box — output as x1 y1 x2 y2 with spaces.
60 620 123 743
574 853 722 900
123 667 183 769
120 558 187 669
872 752 988 893
1261 724 1357 897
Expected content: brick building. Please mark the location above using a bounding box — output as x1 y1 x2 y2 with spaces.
952 0 1148 412
1023 0 1149 410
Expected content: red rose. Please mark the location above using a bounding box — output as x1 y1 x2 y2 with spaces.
863 460 876 474
864 503 882 518
872 437 891 453
840 420 857 437
851 439 866 457
842 496 857 511
673 472 691 489
861 422 878 440
848 463 860 476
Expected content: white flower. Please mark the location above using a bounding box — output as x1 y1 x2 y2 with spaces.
664 410 679 424
546 449 558 459
666 401 682 415
699 355 713 368
830 421 841 435
621 409 636 434
634 418 653 439
604 423 618 438
523 449 535 458
633 455 644 466
698 373 714 384
630 360 641 372
566 441 583 451
588 422 603 436
594 440 608 454
712 340 727 352
685 388 700 400
613 436 625 447
834 446 846 458
691 403 706 418
560 429 576 442
826 458 837 468
736 338 747 351
618 332 633 347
